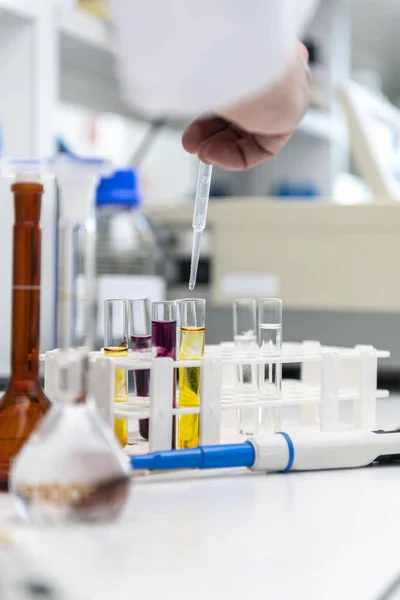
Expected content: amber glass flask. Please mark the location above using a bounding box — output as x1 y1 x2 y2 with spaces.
0 181 51 490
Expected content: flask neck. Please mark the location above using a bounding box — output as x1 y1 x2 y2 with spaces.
10 182 44 381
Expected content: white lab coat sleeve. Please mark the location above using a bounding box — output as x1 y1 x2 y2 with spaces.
109 0 318 119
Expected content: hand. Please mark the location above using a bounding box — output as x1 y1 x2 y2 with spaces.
182 42 311 170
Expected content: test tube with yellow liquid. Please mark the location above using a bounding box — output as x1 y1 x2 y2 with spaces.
104 299 129 447
178 299 205 449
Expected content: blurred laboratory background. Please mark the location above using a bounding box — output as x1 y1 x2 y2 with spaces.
1 0 400 382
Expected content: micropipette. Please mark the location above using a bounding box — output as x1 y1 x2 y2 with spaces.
189 161 213 291
130 428 400 474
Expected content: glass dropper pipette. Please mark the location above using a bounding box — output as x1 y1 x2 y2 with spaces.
188 161 212 291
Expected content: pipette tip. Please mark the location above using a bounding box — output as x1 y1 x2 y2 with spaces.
188 283 195 291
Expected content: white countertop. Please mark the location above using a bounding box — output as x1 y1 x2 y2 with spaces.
2 397 400 600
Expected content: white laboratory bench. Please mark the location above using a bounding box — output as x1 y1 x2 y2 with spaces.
1 397 400 600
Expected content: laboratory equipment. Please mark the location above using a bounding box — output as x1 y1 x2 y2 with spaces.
152 302 177 359
178 298 206 449
145 198 400 370
128 297 151 440
10 348 131 525
189 161 212 291
54 340 389 453
233 299 258 436
0 160 52 491
96 169 160 279
104 299 129 447
54 155 111 350
130 429 400 474
258 298 283 432
152 301 177 447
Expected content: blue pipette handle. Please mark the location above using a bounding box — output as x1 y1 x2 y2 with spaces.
130 442 255 471
130 430 400 475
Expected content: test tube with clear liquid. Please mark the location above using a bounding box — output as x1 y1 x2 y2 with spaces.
233 299 258 436
258 298 282 432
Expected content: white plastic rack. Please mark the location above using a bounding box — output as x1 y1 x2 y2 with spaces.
44 341 390 452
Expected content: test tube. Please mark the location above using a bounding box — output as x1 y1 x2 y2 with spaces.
104 299 129 447
258 298 283 432
233 299 258 436
178 299 206 449
128 298 151 441
152 301 177 447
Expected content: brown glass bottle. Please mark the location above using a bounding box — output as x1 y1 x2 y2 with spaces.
0 181 51 490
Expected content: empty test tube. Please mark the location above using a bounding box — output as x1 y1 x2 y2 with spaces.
128 298 151 441
233 299 258 436
104 299 129 447
152 301 177 447
258 298 283 432
178 299 206 449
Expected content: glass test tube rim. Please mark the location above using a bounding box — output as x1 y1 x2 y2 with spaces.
179 298 205 329
258 298 282 325
128 297 151 335
104 299 129 349
104 297 129 303
233 298 257 337
152 300 177 322
105 297 151 306
179 298 206 314
233 298 258 305
127 296 151 302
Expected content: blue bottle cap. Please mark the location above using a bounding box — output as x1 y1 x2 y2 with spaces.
96 168 142 208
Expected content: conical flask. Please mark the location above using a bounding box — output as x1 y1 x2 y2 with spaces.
10 349 131 525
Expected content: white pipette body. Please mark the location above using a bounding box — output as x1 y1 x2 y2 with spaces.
189 161 213 290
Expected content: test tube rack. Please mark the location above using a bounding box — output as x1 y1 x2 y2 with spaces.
44 341 390 453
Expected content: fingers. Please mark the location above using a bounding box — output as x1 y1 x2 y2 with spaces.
199 130 292 171
183 115 292 170
297 41 309 61
181 38 310 171
182 116 228 154
197 125 244 169
234 133 291 169
296 41 312 84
